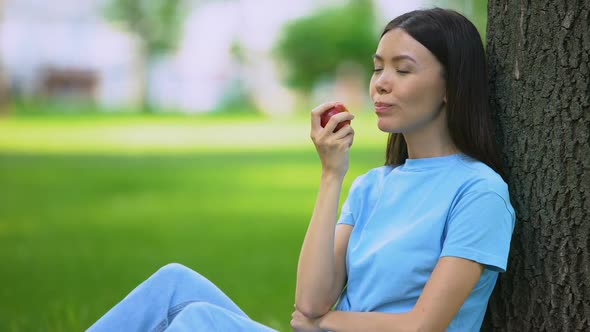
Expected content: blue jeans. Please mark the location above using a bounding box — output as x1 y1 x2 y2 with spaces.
87 263 278 332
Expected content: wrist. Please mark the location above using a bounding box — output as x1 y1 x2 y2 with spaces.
321 170 346 183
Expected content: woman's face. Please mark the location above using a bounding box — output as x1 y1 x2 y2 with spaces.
370 28 447 134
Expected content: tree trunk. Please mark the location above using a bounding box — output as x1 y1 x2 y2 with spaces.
136 43 152 113
0 65 7 115
484 1 589 331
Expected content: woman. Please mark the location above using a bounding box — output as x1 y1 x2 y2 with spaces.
88 8 515 332
291 8 514 332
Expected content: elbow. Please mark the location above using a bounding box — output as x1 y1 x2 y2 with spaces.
294 286 337 318
295 301 331 319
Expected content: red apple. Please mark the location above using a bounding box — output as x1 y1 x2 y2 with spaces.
320 103 351 132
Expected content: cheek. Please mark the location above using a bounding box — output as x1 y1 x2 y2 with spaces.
424 74 446 100
394 80 421 104
402 77 444 106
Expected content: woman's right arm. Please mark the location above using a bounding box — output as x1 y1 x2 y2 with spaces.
295 102 355 319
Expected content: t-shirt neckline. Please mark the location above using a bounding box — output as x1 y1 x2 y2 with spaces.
400 153 464 171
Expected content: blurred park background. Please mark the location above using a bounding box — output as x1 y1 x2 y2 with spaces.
0 0 486 330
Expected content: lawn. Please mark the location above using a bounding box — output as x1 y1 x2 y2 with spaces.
0 111 385 331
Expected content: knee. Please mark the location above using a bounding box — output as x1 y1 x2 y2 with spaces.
159 262 191 274
155 263 195 281
155 263 211 285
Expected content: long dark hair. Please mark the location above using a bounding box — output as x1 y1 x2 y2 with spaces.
381 8 505 180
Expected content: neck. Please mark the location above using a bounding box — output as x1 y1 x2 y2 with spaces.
403 114 459 159
405 143 459 159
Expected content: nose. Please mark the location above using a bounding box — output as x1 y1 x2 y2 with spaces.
374 72 391 95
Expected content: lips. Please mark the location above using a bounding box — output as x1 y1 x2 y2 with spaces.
374 102 395 113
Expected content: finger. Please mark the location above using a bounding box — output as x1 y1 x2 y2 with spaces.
311 101 339 116
332 122 354 139
290 318 303 330
336 130 354 148
310 101 339 131
323 112 355 133
344 133 354 148
348 133 354 147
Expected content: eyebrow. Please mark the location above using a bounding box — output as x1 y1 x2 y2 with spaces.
373 54 417 63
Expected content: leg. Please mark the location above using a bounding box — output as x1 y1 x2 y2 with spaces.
87 263 248 332
166 302 278 332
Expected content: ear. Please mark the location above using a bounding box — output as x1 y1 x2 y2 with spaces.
443 95 447 104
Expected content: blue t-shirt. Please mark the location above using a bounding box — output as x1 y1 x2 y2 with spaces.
335 153 515 331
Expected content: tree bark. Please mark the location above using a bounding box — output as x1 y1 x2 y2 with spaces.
484 1 589 331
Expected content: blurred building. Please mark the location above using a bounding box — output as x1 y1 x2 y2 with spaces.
0 0 139 108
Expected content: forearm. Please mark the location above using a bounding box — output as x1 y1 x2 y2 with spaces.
318 310 420 332
295 172 344 316
316 257 484 332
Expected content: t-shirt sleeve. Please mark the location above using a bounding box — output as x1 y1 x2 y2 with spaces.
336 176 364 226
440 191 515 272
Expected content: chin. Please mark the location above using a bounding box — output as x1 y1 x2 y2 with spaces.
377 119 404 133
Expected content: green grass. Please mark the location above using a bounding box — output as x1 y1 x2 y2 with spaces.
0 112 385 331
0 109 386 154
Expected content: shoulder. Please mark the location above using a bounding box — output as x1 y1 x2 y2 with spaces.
455 155 509 196
350 165 394 189
344 165 394 201
452 154 514 216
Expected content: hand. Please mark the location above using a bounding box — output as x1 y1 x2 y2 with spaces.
310 102 355 179
290 308 324 332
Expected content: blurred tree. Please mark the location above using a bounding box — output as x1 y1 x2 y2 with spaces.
435 0 488 41
215 40 259 114
483 0 589 330
104 0 188 112
274 0 377 99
